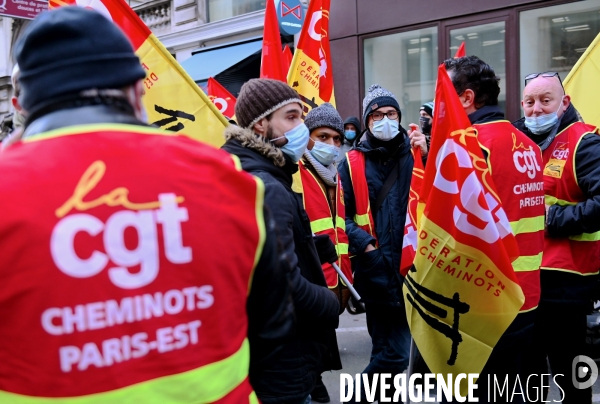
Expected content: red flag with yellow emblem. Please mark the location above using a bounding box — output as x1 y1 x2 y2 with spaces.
403 64 523 392
399 148 424 277
207 78 236 119
48 0 228 148
287 0 335 116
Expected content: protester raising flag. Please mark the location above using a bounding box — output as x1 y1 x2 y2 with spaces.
454 41 466 58
207 77 236 119
260 0 286 81
399 147 424 277
564 32 600 127
403 64 524 393
49 0 228 148
287 0 335 116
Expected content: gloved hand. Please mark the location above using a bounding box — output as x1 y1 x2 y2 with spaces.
313 234 338 265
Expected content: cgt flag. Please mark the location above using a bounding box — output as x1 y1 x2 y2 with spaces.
282 45 294 76
207 78 236 119
287 0 335 116
49 0 228 148
403 64 524 393
563 32 600 127
399 147 424 277
260 0 286 81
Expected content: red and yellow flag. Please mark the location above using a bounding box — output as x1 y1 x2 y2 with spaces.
454 41 466 58
287 0 335 116
207 77 236 119
403 64 524 390
49 0 228 148
399 148 424 277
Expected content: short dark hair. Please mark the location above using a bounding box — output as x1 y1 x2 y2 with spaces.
443 56 500 109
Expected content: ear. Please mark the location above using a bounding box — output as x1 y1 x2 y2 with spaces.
562 94 571 113
11 96 22 113
253 117 268 137
128 80 146 122
460 89 476 110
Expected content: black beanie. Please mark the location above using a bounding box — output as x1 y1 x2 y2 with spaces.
362 84 401 129
14 7 146 113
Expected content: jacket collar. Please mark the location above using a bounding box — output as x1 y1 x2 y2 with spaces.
468 105 505 125
222 125 298 187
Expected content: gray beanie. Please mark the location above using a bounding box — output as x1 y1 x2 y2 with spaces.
304 103 344 138
235 78 302 129
362 84 401 128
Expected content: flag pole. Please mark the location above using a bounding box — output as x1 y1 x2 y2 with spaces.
407 337 416 404
331 262 361 302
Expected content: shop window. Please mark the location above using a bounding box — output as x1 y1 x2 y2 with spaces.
208 0 265 23
520 0 600 98
363 27 438 127
449 22 506 114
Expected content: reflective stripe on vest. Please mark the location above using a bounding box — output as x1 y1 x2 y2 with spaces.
0 124 262 401
299 160 353 287
0 339 253 404
541 122 600 275
346 150 377 241
475 120 544 311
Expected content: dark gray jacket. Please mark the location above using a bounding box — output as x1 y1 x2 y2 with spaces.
222 125 340 404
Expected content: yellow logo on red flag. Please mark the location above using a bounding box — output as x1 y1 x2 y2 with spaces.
399 148 424 276
404 64 524 393
49 0 228 148
287 0 335 116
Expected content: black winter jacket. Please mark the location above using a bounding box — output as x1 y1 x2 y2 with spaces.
337 130 414 306
513 104 600 303
221 125 340 404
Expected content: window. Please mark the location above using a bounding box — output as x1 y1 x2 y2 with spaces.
449 22 506 113
363 27 438 127
520 0 600 97
207 0 265 23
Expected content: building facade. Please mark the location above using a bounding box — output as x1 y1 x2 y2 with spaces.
329 0 600 124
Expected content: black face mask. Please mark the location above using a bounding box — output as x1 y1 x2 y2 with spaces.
419 116 432 135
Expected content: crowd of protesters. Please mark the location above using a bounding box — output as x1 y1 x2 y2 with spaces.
0 6 599 404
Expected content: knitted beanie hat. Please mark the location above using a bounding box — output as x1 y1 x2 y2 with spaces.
304 103 344 138
420 101 434 117
14 7 146 114
362 84 401 128
235 78 303 129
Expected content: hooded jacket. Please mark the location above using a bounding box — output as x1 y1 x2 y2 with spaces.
337 129 413 305
221 125 341 403
513 104 600 303
338 116 362 163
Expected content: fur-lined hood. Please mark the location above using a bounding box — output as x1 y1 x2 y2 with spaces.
223 125 286 168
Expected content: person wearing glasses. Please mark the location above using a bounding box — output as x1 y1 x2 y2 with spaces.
512 71 600 403
443 56 545 404
337 84 427 401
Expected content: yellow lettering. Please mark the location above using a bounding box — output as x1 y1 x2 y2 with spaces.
55 161 184 218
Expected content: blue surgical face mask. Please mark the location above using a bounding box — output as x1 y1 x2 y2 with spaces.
271 122 310 162
371 117 400 141
524 97 564 135
310 141 340 167
344 130 357 141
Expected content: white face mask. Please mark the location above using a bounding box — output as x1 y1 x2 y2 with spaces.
524 97 564 135
371 117 400 141
310 141 340 167
271 122 310 162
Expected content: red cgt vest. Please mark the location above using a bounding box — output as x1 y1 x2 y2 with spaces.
541 122 600 276
0 124 263 404
346 150 377 245
476 120 545 312
298 160 352 287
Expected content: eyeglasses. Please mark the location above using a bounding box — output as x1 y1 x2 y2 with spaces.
524 71 564 89
370 110 399 121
